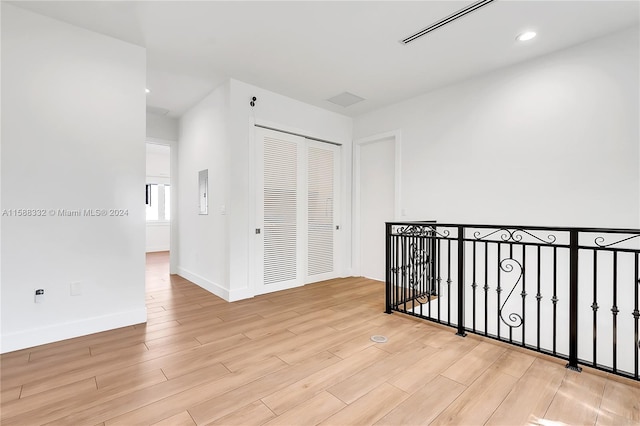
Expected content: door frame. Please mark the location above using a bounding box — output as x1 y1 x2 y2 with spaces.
146 136 179 274
353 130 402 278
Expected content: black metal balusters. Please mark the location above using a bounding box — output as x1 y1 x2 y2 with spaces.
635 254 639 380
457 226 466 337
484 242 489 337
552 247 558 356
632 253 640 380
612 251 618 374
472 240 477 333
385 222 392 314
385 221 640 382
536 245 542 351
592 250 598 368
567 230 581 372
521 246 527 348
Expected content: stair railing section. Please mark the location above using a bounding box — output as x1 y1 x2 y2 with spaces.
385 222 640 381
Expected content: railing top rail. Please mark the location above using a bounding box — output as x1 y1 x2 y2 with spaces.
385 221 640 234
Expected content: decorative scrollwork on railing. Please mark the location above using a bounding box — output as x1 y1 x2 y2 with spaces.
408 244 428 286
394 224 450 238
498 258 524 329
408 243 432 303
594 234 640 248
473 228 557 244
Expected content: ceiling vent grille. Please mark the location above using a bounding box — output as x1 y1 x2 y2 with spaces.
327 92 365 108
401 0 496 45
146 105 170 116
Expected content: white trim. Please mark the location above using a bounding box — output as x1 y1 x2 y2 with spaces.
228 287 255 302
352 130 402 277
177 266 230 301
146 246 170 253
247 115 257 297
1 308 147 354
146 137 179 274
146 176 171 185
146 221 170 227
146 137 176 144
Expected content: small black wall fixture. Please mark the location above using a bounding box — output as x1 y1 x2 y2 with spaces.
250 96 257 107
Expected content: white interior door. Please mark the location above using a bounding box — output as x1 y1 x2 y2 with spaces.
359 138 395 281
255 128 341 294
306 141 340 284
255 128 305 294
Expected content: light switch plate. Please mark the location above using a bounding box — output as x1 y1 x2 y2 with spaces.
70 282 82 296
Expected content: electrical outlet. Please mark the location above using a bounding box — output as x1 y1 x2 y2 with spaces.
34 289 45 303
70 282 82 296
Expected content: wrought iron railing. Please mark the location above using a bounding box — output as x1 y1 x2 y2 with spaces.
385 222 640 381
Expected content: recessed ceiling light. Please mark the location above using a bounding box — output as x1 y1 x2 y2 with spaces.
517 31 537 42
145 88 151 94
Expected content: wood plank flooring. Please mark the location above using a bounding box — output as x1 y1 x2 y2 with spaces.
1 251 639 425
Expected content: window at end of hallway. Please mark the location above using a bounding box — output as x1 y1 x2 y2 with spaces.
146 183 170 221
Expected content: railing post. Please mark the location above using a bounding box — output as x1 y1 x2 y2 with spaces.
430 230 437 295
456 225 467 337
385 222 392 314
567 229 582 371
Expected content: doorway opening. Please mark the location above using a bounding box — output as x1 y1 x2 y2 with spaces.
146 142 171 260
354 132 400 281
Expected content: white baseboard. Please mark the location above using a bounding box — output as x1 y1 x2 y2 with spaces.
177 266 231 301
228 287 254 302
1 307 147 354
146 246 170 253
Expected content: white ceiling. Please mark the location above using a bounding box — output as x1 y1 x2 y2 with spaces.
10 1 640 118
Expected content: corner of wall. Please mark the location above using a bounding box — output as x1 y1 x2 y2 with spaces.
176 266 230 301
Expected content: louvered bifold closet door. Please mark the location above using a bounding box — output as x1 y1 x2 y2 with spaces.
255 128 305 294
306 141 340 284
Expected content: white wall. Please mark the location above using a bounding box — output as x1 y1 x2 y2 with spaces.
227 79 353 300
147 112 179 141
177 81 231 299
1 4 147 353
354 26 640 229
146 223 170 252
146 145 171 178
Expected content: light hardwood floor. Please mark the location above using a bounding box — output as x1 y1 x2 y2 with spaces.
1 251 639 425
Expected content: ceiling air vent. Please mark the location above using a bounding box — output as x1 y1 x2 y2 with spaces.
401 0 496 45
327 92 365 108
146 105 170 116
